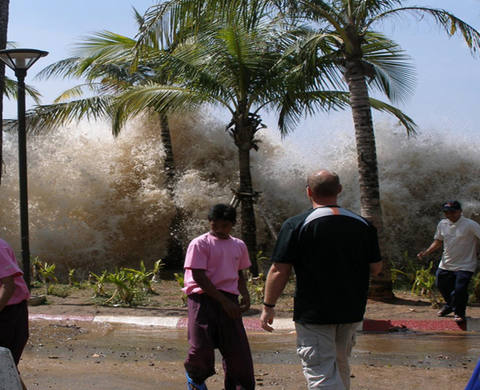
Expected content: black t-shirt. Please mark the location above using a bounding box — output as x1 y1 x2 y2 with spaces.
271 206 382 325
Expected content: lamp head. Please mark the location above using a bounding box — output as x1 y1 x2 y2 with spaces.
0 48 49 76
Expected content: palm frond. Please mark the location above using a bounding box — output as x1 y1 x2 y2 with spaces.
273 90 351 135
362 32 416 104
369 96 418 136
2 76 43 105
23 96 114 134
371 6 480 57
35 57 85 80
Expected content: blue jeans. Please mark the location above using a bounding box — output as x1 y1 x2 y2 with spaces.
436 268 473 317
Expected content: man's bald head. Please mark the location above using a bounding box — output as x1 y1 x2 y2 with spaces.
307 170 341 198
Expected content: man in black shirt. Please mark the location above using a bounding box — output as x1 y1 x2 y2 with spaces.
260 169 382 390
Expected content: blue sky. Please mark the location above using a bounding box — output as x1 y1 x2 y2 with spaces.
4 0 480 139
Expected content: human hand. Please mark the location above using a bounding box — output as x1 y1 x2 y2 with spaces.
239 295 251 312
260 307 276 332
417 251 428 260
221 299 242 318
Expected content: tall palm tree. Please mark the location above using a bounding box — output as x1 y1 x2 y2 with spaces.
127 4 417 275
126 6 353 274
141 0 480 296
0 0 9 185
279 0 480 299
0 0 41 186
28 10 187 269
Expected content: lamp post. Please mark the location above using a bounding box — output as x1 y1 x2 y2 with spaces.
0 48 48 289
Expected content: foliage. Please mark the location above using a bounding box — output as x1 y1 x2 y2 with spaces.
152 259 164 283
174 272 187 307
86 262 163 306
32 256 44 284
68 268 79 286
390 251 420 287
35 260 59 295
105 267 141 305
256 251 270 275
246 270 266 305
411 261 440 307
88 271 108 297
124 261 157 293
470 272 480 303
46 284 71 298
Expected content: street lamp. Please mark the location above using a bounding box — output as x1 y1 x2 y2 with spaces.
0 48 48 288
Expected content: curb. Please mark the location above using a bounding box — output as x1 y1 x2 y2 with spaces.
29 314 477 332
0 347 23 390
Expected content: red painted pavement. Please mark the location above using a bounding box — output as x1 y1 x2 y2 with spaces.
28 314 470 332
362 318 467 332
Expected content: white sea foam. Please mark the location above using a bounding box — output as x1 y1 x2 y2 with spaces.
1 114 479 276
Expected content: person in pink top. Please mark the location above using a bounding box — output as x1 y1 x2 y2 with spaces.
0 237 30 390
183 204 255 390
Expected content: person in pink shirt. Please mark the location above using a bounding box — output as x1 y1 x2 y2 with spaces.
0 237 30 389
183 204 255 390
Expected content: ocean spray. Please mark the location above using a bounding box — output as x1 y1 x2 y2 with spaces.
0 114 479 277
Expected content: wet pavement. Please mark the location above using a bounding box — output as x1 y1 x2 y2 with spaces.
20 321 480 389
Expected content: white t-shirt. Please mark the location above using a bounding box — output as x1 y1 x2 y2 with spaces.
435 215 480 272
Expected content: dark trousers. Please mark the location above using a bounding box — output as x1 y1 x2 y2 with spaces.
0 300 29 366
184 292 255 390
436 268 473 317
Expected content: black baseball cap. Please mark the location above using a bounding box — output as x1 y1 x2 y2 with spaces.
442 200 462 211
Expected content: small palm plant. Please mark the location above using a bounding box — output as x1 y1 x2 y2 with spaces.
471 272 480 303
411 262 440 307
31 256 44 284
106 268 140 305
88 271 108 297
246 270 266 305
124 261 156 293
174 272 187 307
37 262 58 295
152 259 164 283
68 268 79 286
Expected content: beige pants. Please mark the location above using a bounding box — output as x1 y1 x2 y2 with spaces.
295 322 360 390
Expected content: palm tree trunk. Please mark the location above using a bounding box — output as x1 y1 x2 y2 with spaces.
346 64 394 300
238 146 258 276
159 112 184 270
160 112 175 190
0 0 9 186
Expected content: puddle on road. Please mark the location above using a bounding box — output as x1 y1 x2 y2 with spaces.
26 321 187 363
353 330 479 368
25 321 480 370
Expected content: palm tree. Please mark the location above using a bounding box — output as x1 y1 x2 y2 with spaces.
278 0 480 299
140 0 480 296
27 10 187 269
128 3 418 275
121 7 353 274
0 0 9 185
0 0 42 186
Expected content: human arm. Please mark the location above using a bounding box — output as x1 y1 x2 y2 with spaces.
0 276 16 312
237 270 251 312
417 239 443 260
370 261 382 276
260 262 293 332
191 268 243 318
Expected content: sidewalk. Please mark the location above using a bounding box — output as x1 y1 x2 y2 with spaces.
29 313 475 332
